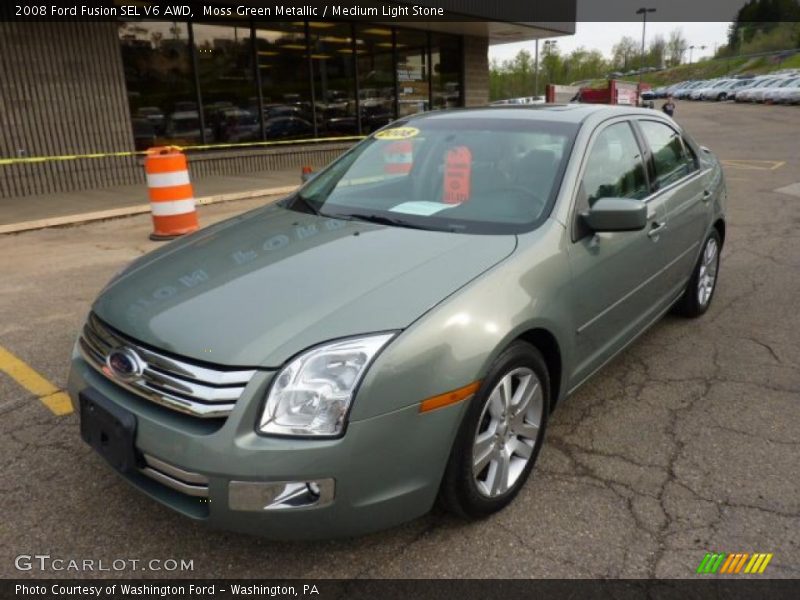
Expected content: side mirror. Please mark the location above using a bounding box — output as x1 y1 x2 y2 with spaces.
581 197 648 232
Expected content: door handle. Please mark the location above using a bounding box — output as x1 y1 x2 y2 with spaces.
647 221 666 239
702 190 712 202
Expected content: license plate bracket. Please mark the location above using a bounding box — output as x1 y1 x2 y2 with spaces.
79 389 139 473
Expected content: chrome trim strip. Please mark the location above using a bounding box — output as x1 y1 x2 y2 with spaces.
78 313 256 418
140 467 209 498
143 454 209 485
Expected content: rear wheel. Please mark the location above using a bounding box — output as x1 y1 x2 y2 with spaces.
673 230 721 318
439 341 549 518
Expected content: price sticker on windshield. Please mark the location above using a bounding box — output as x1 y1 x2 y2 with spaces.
375 127 420 140
443 146 472 204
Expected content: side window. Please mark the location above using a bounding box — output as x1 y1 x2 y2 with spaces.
682 136 699 172
639 120 694 189
580 121 648 210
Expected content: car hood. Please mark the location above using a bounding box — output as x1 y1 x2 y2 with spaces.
93 204 516 367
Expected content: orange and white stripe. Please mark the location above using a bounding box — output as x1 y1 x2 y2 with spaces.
145 147 199 240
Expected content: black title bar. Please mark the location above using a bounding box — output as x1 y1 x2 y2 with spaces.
2 0 798 23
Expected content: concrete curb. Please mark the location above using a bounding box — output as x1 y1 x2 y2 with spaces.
0 185 298 235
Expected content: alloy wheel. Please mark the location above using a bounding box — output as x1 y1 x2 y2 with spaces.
697 237 719 307
472 367 544 498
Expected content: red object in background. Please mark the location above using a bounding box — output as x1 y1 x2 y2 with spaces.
442 146 472 204
383 141 413 174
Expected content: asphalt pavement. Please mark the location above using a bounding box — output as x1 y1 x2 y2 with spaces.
0 101 798 579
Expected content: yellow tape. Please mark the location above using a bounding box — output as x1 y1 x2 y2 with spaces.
0 135 366 166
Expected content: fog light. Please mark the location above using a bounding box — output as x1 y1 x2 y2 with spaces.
229 479 335 511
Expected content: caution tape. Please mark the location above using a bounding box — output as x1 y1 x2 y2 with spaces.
0 135 367 166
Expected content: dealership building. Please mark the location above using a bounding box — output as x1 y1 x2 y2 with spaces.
0 2 574 199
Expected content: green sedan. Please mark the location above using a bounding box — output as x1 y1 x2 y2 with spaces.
68 105 726 538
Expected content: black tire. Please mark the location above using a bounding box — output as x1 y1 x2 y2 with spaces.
439 341 549 519
673 229 722 318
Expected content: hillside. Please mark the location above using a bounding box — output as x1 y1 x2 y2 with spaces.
639 50 800 86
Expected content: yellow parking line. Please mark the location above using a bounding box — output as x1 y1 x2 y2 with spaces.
721 159 785 171
0 346 73 415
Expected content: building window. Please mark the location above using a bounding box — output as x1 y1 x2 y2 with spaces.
308 22 357 136
354 25 396 134
119 21 466 149
255 22 315 140
431 33 462 109
395 28 429 118
192 23 257 144
118 21 196 149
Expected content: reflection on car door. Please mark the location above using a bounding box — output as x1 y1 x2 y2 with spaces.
635 119 711 300
566 119 671 389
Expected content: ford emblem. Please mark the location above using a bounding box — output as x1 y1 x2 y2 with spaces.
106 347 143 380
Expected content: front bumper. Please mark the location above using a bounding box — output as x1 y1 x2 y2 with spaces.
67 345 466 539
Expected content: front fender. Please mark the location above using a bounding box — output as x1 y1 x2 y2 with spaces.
350 219 575 422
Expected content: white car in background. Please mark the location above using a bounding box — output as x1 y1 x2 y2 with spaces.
749 77 797 103
692 80 725 100
736 77 783 102
763 77 800 103
779 84 800 104
701 79 749 101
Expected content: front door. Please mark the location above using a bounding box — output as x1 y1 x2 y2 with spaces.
566 119 671 389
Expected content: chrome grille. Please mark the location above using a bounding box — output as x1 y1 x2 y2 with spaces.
78 313 256 418
141 454 209 498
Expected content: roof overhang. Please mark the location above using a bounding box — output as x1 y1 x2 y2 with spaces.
388 21 576 43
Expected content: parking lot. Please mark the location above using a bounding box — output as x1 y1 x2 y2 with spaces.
1 101 798 579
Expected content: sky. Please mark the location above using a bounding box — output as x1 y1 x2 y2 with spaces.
489 22 732 64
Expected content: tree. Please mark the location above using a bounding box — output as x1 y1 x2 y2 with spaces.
666 28 688 66
611 36 638 71
647 34 667 68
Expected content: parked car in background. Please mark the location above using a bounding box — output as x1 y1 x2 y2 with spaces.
778 82 800 104
762 77 800 103
164 111 213 145
689 80 725 100
131 118 156 151
69 105 726 539
736 77 783 102
704 78 753 101
674 81 706 99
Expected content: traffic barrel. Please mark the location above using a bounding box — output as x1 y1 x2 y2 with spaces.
144 146 199 241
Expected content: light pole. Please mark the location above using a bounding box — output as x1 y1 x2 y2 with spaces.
534 39 539 97
688 45 706 64
636 7 656 88
543 40 557 85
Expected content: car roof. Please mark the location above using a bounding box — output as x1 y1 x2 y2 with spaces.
404 104 665 126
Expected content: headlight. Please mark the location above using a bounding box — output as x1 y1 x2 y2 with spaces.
258 333 395 437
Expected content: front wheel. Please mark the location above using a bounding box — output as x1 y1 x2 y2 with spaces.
673 230 721 318
439 341 549 518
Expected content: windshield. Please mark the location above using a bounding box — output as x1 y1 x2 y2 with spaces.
286 117 578 234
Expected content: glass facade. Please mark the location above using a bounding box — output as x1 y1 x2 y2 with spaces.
118 21 463 147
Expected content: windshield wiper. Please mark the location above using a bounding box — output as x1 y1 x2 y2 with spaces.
333 212 431 230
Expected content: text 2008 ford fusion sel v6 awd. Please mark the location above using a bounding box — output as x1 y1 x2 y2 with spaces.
68 105 726 539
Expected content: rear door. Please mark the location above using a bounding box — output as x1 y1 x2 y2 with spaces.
634 119 710 301
565 118 671 388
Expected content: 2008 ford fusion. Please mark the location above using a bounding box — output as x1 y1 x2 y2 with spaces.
68 105 725 538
